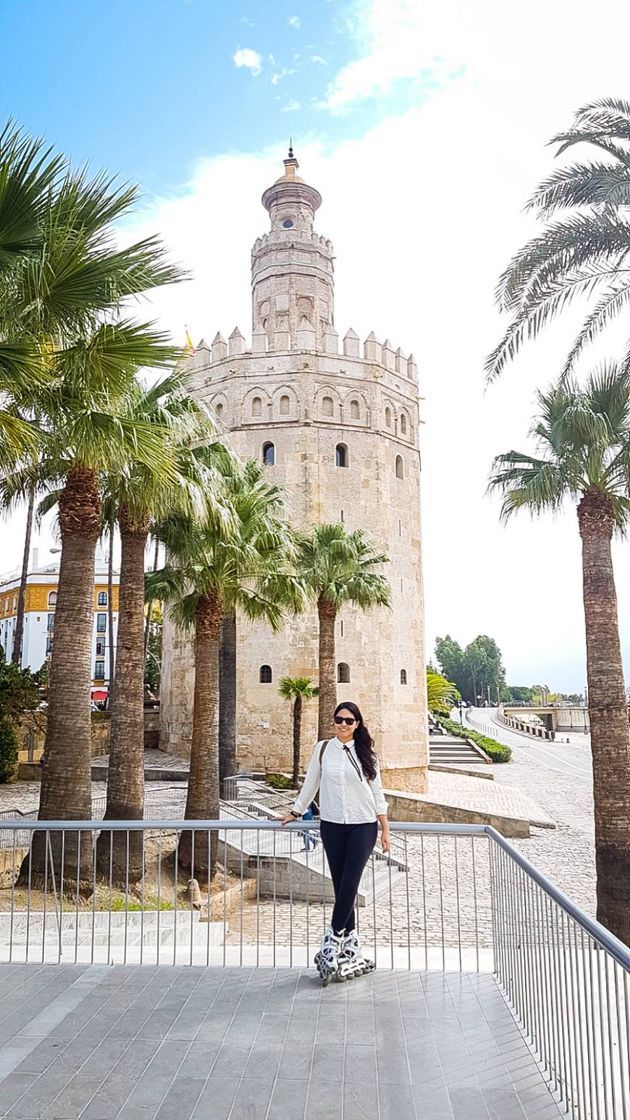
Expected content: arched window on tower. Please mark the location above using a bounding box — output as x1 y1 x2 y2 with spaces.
395 455 404 480
252 396 262 417
336 444 348 468
48 592 57 607
322 396 333 417
337 662 350 684
400 413 407 436
385 406 392 428
400 669 408 685
259 665 272 683
280 394 290 416
215 402 224 422
350 399 360 420
262 442 275 466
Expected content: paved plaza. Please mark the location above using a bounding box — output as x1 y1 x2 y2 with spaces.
0 963 562 1120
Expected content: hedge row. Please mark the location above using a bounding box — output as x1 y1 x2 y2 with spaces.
437 716 512 764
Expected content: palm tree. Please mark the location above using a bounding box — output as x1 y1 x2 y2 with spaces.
487 98 630 380
148 459 301 878
426 670 459 716
296 524 391 740
279 677 319 788
97 373 220 883
488 364 630 944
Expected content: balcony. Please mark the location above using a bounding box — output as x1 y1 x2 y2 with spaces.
0 820 627 1120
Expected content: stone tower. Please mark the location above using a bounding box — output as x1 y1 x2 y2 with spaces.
160 150 429 792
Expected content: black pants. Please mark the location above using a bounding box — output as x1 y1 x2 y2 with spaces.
320 820 378 934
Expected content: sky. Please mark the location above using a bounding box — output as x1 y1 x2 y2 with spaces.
1 0 630 691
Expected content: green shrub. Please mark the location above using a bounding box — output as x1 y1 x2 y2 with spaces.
436 716 512 763
0 717 19 783
266 772 293 790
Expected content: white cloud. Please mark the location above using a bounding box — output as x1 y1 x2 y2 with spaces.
232 47 263 76
288 15 301 28
311 54 327 65
282 100 302 112
271 67 296 86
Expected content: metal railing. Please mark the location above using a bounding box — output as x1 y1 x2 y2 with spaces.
0 819 627 1118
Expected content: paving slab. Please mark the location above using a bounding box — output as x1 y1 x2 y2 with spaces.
0 964 561 1119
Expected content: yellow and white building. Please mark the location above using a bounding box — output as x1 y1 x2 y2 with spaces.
0 549 120 689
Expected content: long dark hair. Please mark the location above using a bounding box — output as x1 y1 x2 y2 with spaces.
334 701 377 781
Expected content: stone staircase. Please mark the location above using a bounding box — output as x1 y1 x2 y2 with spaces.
429 733 491 767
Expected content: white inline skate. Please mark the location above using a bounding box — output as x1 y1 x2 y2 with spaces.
314 926 344 986
338 930 375 980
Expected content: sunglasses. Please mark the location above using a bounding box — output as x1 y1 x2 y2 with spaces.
334 716 357 726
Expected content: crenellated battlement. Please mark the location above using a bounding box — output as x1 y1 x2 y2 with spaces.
251 230 334 256
190 327 418 381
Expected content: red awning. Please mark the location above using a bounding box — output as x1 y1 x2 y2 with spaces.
91 689 108 701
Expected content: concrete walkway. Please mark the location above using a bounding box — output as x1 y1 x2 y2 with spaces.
0 964 561 1120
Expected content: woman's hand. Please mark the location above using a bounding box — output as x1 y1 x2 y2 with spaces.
380 823 391 853
280 812 298 827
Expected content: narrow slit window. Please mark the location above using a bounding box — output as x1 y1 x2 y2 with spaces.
262 442 275 466
259 665 273 683
400 669 407 685
395 455 404 479
336 443 348 468
337 662 350 684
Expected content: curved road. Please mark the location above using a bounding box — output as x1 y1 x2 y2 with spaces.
463 706 593 779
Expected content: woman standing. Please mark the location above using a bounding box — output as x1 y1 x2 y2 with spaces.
281 701 390 984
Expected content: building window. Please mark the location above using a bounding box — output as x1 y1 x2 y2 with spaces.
322 395 333 417
350 399 360 420
282 218 294 229
94 660 105 680
97 591 108 606
96 638 105 657
47 591 57 607
47 613 55 632
385 406 392 428
12 595 17 610
215 402 224 421
262 442 275 466
335 443 348 468
96 613 106 633
337 662 350 684
400 669 408 685
46 636 54 656
252 396 262 417
280 394 290 416
395 455 404 479
400 414 407 436
340 620 344 637
259 665 272 684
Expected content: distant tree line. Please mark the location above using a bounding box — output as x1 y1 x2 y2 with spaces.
434 635 583 706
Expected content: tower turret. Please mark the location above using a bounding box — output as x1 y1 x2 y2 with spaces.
251 148 334 350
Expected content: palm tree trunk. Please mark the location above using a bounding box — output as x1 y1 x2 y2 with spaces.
219 611 237 796
179 591 222 878
19 466 100 888
143 535 159 664
12 484 35 666
107 515 115 706
291 694 302 788
578 492 630 945
97 510 149 884
317 595 337 740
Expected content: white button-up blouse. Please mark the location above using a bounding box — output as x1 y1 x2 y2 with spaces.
291 737 388 824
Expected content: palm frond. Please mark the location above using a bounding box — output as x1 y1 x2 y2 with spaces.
526 162 630 215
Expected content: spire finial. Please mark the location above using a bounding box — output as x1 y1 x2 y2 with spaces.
288 137 294 159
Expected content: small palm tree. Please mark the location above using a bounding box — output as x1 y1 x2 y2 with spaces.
279 677 319 787
489 364 630 944
426 670 459 716
148 458 301 879
297 524 391 740
487 98 630 380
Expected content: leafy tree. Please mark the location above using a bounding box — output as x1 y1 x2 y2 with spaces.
435 634 506 703
434 636 466 696
0 647 40 783
279 677 319 788
487 98 630 380
297 524 390 740
489 363 630 943
506 685 534 703
144 604 162 694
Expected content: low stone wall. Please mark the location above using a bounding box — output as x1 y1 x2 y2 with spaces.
384 789 530 839
14 710 161 780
